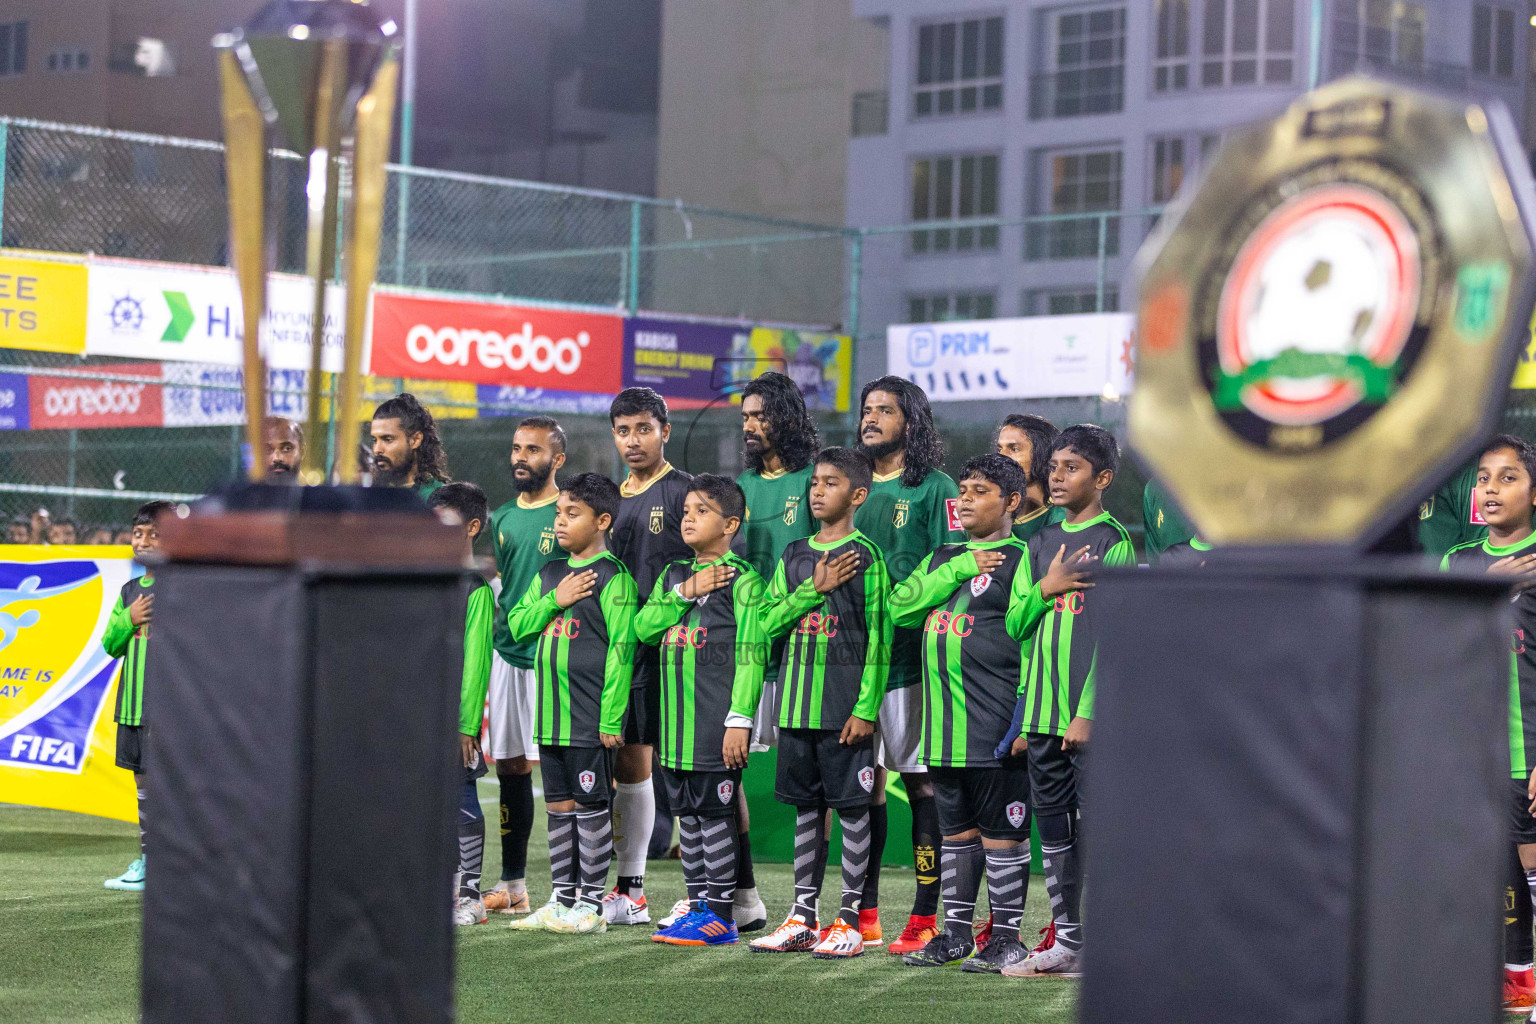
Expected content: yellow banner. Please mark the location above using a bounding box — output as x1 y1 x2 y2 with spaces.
732 328 853 412
0 546 137 821
1515 317 1536 389
0 251 88 355
320 375 481 421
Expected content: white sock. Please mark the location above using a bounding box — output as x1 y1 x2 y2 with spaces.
613 780 656 880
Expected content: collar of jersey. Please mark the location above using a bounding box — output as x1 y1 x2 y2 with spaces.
807 530 863 551
966 536 1019 550
871 468 903 484
1484 531 1536 557
620 463 673 497
1060 510 1112 532
516 492 558 510
691 552 739 569
567 551 610 568
756 467 789 480
1016 504 1051 527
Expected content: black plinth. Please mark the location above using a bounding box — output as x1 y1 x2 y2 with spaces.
141 492 468 1024
1080 557 1510 1024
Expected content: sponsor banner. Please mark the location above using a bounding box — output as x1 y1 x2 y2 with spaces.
161 364 312 427
369 292 625 392
0 252 87 354
85 258 346 371
887 313 1136 402
323 375 481 423
0 372 30 429
624 317 749 403
476 384 617 417
28 363 163 430
731 328 853 412
1513 316 1536 388
0 547 138 822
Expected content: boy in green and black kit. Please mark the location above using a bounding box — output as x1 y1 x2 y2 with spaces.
506 472 638 936
102 499 176 892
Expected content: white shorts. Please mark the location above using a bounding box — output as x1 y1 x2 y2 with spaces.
486 654 539 762
876 684 926 775
749 675 781 752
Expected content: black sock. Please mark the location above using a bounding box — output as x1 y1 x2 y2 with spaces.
790 808 827 925
1040 816 1083 951
135 772 147 857
678 815 706 904
458 782 485 899
838 808 872 927
736 830 757 891
910 794 940 917
860 802 887 908
499 772 534 882
617 875 644 900
702 815 739 922
1511 845 1534 966
941 837 984 942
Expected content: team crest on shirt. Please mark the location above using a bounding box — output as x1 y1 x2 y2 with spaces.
944 498 962 532
783 497 800 526
717 780 734 804
893 500 910 529
858 766 874 792
1006 801 1027 828
1417 498 1433 521
578 770 596 793
538 529 555 555
970 573 992 596
649 506 664 535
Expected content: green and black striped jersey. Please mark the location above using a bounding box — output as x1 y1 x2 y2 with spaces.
891 536 1038 767
506 550 638 745
1443 534 1536 779
634 552 768 771
103 574 154 727
855 468 964 692
460 579 495 738
1017 512 1136 736
762 530 891 729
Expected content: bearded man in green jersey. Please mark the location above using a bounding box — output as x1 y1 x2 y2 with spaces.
736 371 820 753
852 375 962 954
370 393 450 499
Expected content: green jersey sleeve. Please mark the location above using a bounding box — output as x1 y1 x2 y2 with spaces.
890 551 977 628
102 595 132 659
597 571 638 735
1077 649 1100 721
759 557 823 640
1005 559 1050 644
1103 539 1137 567
460 584 495 736
505 575 560 643
729 572 771 720
634 572 688 644
853 556 892 722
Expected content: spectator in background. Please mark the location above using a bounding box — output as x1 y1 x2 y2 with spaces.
28 507 51 544
264 417 304 479
47 519 79 545
8 517 30 544
112 528 133 546
86 526 115 545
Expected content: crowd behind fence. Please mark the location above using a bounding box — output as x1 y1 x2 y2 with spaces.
3 117 1535 553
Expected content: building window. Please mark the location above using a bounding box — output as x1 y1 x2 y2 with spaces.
1028 148 1123 260
1150 137 1186 205
1153 0 1192 92
1024 287 1120 315
47 48 90 73
907 292 996 323
1472 5 1516 78
0 22 29 77
852 91 889 136
1200 0 1294 87
1031 6 1126 119
110 38 177 77
914 16 1004 118
910 153 1000 255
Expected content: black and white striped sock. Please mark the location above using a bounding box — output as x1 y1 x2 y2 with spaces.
838 808 872 927
575 807 613 910
985 843 1030 943
135 772 147 856
547 812 578 908
790 807 826 926
678 814 707 904
457 784 486 899
941 837 984 942
701 815 739 922
1042 839 1083 951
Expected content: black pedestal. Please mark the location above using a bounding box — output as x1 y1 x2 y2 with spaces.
1080 559 1510 1024
141 505 466 1024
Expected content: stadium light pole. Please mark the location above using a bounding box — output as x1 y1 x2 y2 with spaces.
393 0 417 283
1308 0 1323 89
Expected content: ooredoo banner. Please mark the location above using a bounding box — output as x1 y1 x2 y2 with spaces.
368 292 624 392
28 363 163 430
887 313 1136 402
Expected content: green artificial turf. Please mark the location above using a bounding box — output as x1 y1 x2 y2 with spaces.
1 785 1078 1024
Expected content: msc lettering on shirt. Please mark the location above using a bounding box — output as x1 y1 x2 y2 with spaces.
796 611 839 638
924 609 974 636
544 616 581 639
663 623 709 648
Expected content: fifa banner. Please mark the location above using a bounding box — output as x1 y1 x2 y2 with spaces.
0 547 137 822
887 313 1137 403
0 250 88 355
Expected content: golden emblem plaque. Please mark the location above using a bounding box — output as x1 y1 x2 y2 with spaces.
215 0 399 485
1130 77 1536 546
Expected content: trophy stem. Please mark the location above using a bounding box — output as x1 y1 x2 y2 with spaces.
300 40 347 486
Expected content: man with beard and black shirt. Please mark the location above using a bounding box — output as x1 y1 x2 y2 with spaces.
601 387 694 927
370 393 450 498
480 416 567 917
853 375 964 954
262 417 304 479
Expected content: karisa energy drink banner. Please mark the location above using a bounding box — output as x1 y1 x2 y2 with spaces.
0 547 137 822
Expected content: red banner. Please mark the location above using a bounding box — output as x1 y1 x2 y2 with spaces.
368 292 624 392
28 363 163 429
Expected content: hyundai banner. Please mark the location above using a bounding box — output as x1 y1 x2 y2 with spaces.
369 292 624 393
887 313 1137 402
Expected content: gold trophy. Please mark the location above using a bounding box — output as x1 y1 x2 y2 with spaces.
215 0 399 485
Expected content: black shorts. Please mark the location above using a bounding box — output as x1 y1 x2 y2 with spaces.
930 761 1033 841
1027 733 1084 814
115 723 145 774
622 649 660 746
539 744 613 807
463 742 488 785
662 766 742 819
774 727 877 810
1512 778 1536 845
